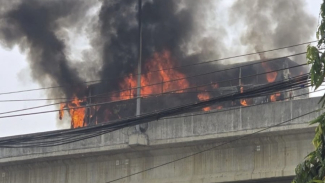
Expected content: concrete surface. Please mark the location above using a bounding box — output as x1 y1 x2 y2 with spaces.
0 97 321 183
128 133 148 147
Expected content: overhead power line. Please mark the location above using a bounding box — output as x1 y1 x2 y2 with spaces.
49 83 317 146
162 86 318 120
89 53 308 98
4 84 314 148
0 75 309 147
0 41 314 96
0 51 309 102
0 85 317 148
0 66 308 117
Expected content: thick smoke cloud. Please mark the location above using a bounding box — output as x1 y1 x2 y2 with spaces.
0 0 91 98
94 0 139 91
0 0 315 98
230 0 316 55
94 0 222 92
0 0 318 126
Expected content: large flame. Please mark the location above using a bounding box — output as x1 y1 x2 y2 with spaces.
59 96 86 128
58 50 288 128
60 50 191 129
261 62 277 83
112 75 137 101
112 50 190 100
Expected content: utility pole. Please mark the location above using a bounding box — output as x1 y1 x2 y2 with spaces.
129 0 148 144
135 0 143 132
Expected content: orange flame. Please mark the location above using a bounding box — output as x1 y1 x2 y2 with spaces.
239 86 252 106
197 92 210 101
112 50 190 101
111 74 137 101
59 96 86 128
202 107 211 111
197 92 212 111
261 62 277 83
270 92 281 102
239 86 248 106
240 99 248 106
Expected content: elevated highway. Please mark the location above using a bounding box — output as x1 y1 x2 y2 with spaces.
0 97 320 183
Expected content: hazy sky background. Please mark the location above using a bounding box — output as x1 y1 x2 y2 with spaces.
0 0 322 137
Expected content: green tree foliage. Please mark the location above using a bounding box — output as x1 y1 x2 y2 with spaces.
292 1 325 183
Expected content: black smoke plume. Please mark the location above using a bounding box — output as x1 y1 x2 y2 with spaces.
94 0 222 92
0 0 318 126
0 0 91 98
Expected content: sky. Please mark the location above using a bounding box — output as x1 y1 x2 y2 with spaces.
0 0 323 137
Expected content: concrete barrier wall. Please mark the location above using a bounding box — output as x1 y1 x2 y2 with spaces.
147 97 320 141
0 98 321 165
0 131 314 183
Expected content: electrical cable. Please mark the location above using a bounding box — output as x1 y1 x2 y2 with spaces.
106 109 319 183
162 86 321 120
0 79 302 147
0 51 308 102
0 88 319 182
88 55 308 98
0 75 310 147
0 83 316 148
5 82 314 147
0 65 308 117
0 63 309 118
0 73 308 144
0 41 314 96
0 76 308 149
